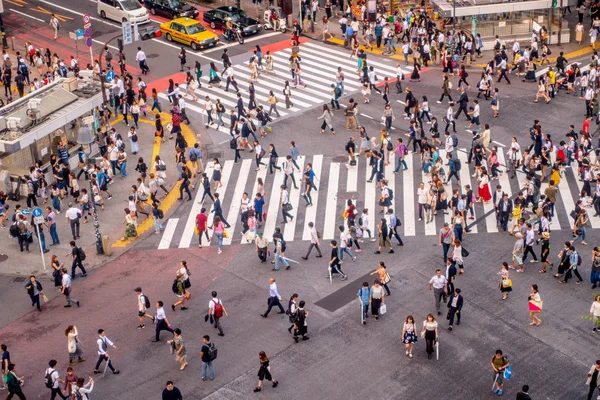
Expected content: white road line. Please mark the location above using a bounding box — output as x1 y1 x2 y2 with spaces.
365 160 376 234
456 150 478 234
438 149 453 226
385 153 395 215
91 39 119 51
493 141 506 148
493 150 512 233
177 164 213 248
302 155 323 240
283 156 305 242
35 0 120 27
422 169 437 235
207 160 234 244
360 113 374 119
9 9 45 22
402 152 416 236
241 163 268 245
158 218 179 249
540 180 561 231
323 162 340 240
222 159 252 245
347 157 358 192
262 157 285 240
557 168 577 228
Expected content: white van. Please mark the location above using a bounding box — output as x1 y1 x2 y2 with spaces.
98 0 150 24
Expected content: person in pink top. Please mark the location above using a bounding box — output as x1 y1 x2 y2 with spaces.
212 216 225 254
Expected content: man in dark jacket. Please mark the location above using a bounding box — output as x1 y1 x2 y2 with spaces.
446 288 463 330
6 363 25 400
454 88 470 120
496 193 513 232
162 380 183 400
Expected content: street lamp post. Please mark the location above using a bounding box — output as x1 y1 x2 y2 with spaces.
453 0 456 32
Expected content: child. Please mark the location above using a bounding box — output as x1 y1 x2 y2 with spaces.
359 209 375 241
64 367 78 399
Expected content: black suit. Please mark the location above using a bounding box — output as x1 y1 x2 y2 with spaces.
212 198 230 228
516 392 532 400
447 294 463 326
496 198 513 232
454 92 469 120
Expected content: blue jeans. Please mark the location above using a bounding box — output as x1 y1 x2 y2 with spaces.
202 361 214 380
339 247 353 261
275 254 289 270
49 223 59 244
151 99 162 113
216 232 223 250
573 226 587 242
153 216 163 232
39 230 47 252
119 161 127 177
394 157 408 172
52 196 61 212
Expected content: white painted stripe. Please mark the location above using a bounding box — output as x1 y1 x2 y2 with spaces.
9 9 45 22
323 163 340 240
222 159 252 245
160 96 231 136
438 150 453 226
178 163 213 248
540 180 561 231
284 156 305 242
569 165 600 229
557 167 577 229
302 155 323 241
269 53 345 88
347 157 358 192
158 218 179 250
365 160 376 234
385 153 396 216
202 32 282 54
207 160 235 244
456 150 478 234
422 169 437 236
493 140 506 148
262 157 286 240
402 152 416 236
241 163 268 245
496 150 513 199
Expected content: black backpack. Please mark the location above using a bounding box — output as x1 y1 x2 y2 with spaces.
208 342 218 361
280 239 287 253
9 223 19 238
118 142 125 152
44 369 54 389
78 248 86 261
157 209 164 219
143 294 150 309
229 137 237 149
172 279 179 294
454 158 462 171
358 217 363 227
388 188 394 201
386 141 393 151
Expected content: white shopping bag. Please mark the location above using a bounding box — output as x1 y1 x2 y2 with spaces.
379 303 387 315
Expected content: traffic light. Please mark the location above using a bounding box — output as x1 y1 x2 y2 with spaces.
552 0 558 7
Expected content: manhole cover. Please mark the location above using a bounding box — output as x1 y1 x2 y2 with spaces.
146 54 159 59
332 156 346 162
0 254 7 263
12 276 25 282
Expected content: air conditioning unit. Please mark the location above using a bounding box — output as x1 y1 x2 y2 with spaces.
28 98 42 111
6 117 21 131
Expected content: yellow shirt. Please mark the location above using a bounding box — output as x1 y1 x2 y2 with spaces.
548 70 556 85
513 206 522 219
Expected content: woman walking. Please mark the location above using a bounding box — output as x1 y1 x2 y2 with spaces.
253 351 278 392
370 279 385 320
375 218 393 254
402 315 418 358
121 208 138 241
421 314 438 359
66 325 85 365
451 239 465 274
51 255 64 290
528 284 543 326
283 81 293 108
318 104 335 135
194 61 203 88
208 62 221 88
370 261 391 295
499 262 512 300
293 63 307 88
213 215 225 255
167 328 187 370
178 47 187 72
212 158 223 191
590 294 600 332
172 272 189 311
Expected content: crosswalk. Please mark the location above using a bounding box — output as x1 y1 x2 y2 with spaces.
159 41 412 133
156 150 599 249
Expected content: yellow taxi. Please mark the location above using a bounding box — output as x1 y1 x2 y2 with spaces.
159 17 219 51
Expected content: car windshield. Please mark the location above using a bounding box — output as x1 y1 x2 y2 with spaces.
119 0 142 11
186 23 206 35
169 0 183 8
229 10 248 22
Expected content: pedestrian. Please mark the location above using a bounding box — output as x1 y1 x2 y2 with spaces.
516 384 532 400
211 193 230 228
49 14 60 39
261 278 285 317
590 294 600 332
152 300 175 343
93 329 120 375
328 240 348 280
499 262 512 300
24 275 44 312
63 367 78 399
451 239 465 275
208 291 227 337
166 329 187 371
370 279 385 321
587 360 600 400
72 377 94 400
420 314 438 360
199 335 216 381
528 284 543 326
60 268 79 308
446 288 463 331
370 261 391 295
356 282 371 324
302 222 323 259
280 185 293 224
253 351 278 392
255 232 268 262
402 315 418 358
375 218 393 254
172 272 189 311
136 47 149 74
491 349 510 395
5 363 25 400
45 359 68 400
162 381 183 400
65 203 82 241
1 344 10 390
429 269 448 316
134 287 155 329
65 325 85 366
65 240 87 279
178 47 187 71
293 300 309 342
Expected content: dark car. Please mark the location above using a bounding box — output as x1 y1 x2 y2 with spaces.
143 0 198 19
202 6 262 36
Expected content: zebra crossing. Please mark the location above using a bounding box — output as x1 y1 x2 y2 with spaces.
156 150 599 249
159 41 413 132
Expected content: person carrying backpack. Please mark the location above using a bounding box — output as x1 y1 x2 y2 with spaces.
45 359 69 400
134 287 155 329
208 291 228 337
72 377 94 400
200 335 216 381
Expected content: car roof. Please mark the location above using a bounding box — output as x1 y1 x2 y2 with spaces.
169 17 202 26
216 6 243 12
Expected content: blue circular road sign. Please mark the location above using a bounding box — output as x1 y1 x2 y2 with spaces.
105 70 115 82
32 207 43 217
85 28 92 38
86 37 93 47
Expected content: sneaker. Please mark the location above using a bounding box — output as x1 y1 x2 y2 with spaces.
137 325 144 329
218 333 225 337
113 370 120 375
76 301 80 307
352 256 357 261
529 260 537 263
64 304 72 308
272 381 278 388
355 249 362 253
81 273 88 278
254 387 262 392
341 275 348 281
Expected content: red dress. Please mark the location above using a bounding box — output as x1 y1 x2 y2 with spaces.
478 177 492 202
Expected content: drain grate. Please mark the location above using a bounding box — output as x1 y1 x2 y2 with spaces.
0 254 7 263
147 54 159 59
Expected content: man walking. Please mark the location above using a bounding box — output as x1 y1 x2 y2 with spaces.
211 193 230 228
428 269 448 316
49 14 60 40
162 381 183 400
338 226 356 262
446 288 463 331
136 47 149 75
302 222 323 260
199 335 215 381
522 223 538 263
261 278 285 318
357 282 371 324
328 240 348 280
60 268 79 308
208 291 227 337
293 300 309 342
516 385 532 400
45 360 68 400
65 203 82 241
496 193 512 232
93 329 120 375
153 301 175 342
134 287 155 329
65 241 87 279
280 185 293 223
587 360 600 400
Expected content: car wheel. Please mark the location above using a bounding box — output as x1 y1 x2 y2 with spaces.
280 27 286 33
100 10 107 19
150 8 156 15
210 21 216 29
191 42 199 51
166 33 173 42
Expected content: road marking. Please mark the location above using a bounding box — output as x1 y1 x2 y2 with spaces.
30 6 74 21
456 149 478 234
6 0 27 7
35 0 122 27
158 218 179 249
360 113 373 119
402 152 416 236
203 31 282 54
302 155 322 241
222 159 252 245
421 167 436 236
323 163 340 240
177 164 214 249
91 38 119 51
493 140 506 148
241 162 268 245
364 159 376 234
346 156 358 193
9 8 45 22
207 160 234 244
283 156 305 242
262 157 285 240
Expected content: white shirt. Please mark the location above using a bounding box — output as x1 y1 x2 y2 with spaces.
240 197 250 212
117 78 125 95
96 336 114 355
204 99 214 112
136 50 146 62
208 297 222 314
281 189 289 205
137 294 146 312
446 108 454 121
156 306 166 320
417 187 428 204
178 97 186 110
472 104 480 118
512 41 520 53
340 231 349 248
429 275 447 289
310 226 319 243
269 282 281 299
65 207 82 221
62 273 72 289
445 135 454 152
46 368 60 389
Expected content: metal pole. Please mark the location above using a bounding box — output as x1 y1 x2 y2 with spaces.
0 13 8 49
35 223 47 271
89 168 104 255
453 0 456 32
558 0 562 45
98 34 122 104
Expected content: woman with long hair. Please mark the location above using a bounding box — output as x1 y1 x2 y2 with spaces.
213 216 225 254
528 284 542 326
65 325 85 365
402 315 418 358
375 218 393 254
317 104 335 135
421 314 438 359
208 62 221 88
253 351 278 392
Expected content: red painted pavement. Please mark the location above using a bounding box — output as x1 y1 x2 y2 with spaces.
144 71 187 93
251 36 308 54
